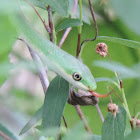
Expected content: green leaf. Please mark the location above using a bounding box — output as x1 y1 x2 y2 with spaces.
0 15 17 86
97 36 140 49
101 106 126 140
0 123 18 140
56 19 83 32
19 106 43 135
95 77 116 83
42 76 69 129
110 0 140 35
94 61 140 79
69 0 91 24
28 0 69 17
124 128 140 140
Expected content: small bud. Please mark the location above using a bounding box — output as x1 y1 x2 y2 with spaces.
107 103 118 117
96 43 108 57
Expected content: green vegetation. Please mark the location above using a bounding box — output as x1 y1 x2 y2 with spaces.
0 0 140 140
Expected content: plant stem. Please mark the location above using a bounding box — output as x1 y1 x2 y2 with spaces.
0 131 12 140
96 104 104 123
47 6 54 43
121 88 131 120
18 39 49 93
76 0 82 58
79 0 98 54
107 53 132 122
25 0 51 33
63 116 68 128
75 105 92 133
76 34 81 58
58 0 78 48
28 46 49 93
78 0 82 34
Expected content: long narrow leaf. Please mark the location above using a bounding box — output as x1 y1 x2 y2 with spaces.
102 106 126 140
27 0 69 17
19 106 42 135
97 36 140 49
42 76 69 129
94 61 140 79
0 123 18 140
56 19 83 32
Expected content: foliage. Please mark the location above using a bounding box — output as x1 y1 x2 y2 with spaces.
0 0 140 140
102 106 126 140
0 123 18 140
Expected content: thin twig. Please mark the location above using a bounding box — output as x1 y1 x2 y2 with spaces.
25 0 51 33
63 116 68 128
96 104 104 123
75 105 92 133
76 34 81 58
0 131 12 140
47 6 54 42
74 0 92 133
18 38 49 93
107 86 123 103
58 0 78 48
79 0 98 53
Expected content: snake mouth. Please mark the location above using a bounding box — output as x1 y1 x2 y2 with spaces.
89 91 112 98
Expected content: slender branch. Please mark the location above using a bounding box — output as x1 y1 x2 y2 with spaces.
25 0 51 33
79 0 98 54
0 131 12 140
76 0 82 58
76 34 81 58
107 86 123 103
75 105 92 133
58 0 78 48
74 0 92 133
28 47 49 93
96 104 104 123
47 6 54 42
63 116 68 128
18 38 49 93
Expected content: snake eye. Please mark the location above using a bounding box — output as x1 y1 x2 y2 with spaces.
72 72 82 81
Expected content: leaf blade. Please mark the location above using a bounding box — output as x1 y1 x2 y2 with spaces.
97 36 140 49
19 106 42 135
0 123 18 140
56 18 83 32
94 61 140 79
102 106 126 140
42 76 69 129
28 0 69 17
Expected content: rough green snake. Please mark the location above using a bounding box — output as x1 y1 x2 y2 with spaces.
12 3 111 98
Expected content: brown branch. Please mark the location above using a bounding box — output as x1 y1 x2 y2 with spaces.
96 104 104 123
79 0 98 54
76 34 81 58
47 6 54 42
107 86 123 103
25 0 51 33
18 38 49 94
75 105 92 133
58 0 79 48
63 116 68 128
0 131 12 140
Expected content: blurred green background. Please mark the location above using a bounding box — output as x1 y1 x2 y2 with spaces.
0 0 140 139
